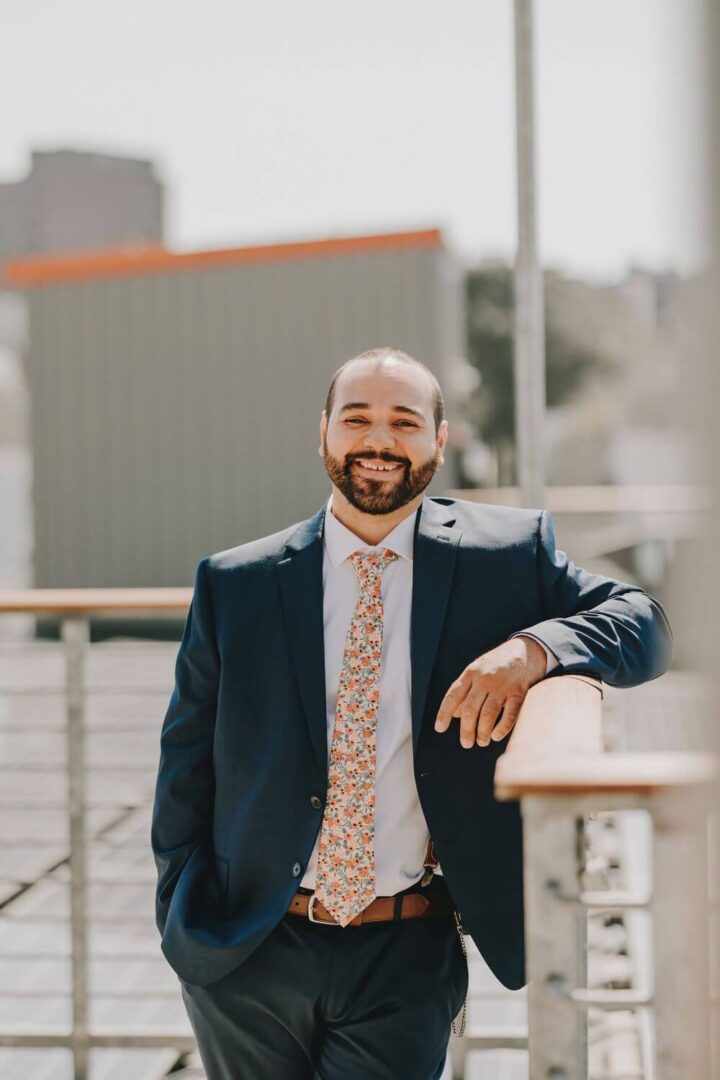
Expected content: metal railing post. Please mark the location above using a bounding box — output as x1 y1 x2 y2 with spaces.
651 787 712 1078
522 795 588 1078
62 616 90 1080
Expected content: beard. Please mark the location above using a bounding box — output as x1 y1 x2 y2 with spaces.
322 437 440 515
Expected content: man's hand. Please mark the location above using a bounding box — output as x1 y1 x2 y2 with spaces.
434 635 548 749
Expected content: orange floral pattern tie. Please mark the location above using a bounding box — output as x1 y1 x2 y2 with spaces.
314 548 399 926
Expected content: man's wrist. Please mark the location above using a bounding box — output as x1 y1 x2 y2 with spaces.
515 633 549 682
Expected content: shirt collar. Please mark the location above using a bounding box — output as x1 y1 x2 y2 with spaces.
323 493 417 569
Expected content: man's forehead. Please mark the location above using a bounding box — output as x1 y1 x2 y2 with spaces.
334 361 433 410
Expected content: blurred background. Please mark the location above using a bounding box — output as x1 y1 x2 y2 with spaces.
0 1 716 1078
0 0 703 627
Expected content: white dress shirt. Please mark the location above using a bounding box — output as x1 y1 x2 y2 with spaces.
300 494 558 896
301 495 429 893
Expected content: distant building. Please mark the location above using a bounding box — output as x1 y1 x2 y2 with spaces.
0 149 164 268
6 229 462 591
538 266 688 487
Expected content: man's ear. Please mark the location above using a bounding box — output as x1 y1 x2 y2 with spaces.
437 419 449 465
318 411 327 457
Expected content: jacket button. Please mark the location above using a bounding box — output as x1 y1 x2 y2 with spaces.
310 795 323 810
292 862 302 878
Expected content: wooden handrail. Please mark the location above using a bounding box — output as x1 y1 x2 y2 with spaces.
2 594 717 795
0 587 193 616
443 485 709 513
495 674 718 798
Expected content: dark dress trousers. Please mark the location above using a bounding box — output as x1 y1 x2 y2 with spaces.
178 873 467 1079
151 496 673 993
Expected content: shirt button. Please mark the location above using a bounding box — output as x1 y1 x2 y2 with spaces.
310 795 323 810
292 862 302 878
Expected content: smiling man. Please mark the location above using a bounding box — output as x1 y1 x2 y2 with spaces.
152 347 674 1079
321 357 443 524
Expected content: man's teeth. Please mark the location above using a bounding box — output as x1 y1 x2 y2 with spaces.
359 462 399 471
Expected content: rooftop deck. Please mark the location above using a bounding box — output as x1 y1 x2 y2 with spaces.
0 636 706 1079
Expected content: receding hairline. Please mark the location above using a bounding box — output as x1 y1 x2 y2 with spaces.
324 349 445 430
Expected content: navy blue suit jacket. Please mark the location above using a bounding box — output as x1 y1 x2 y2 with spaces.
151 496 673 990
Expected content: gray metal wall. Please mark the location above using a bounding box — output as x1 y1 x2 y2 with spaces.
0 150 163 265
24 241 462 587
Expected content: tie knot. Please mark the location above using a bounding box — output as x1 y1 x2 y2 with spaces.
349 548 399 584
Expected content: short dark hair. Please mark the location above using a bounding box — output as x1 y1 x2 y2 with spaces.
324 347 445 433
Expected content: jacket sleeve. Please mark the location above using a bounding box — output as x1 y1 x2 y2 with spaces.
150 557 220 936
508 510 674 688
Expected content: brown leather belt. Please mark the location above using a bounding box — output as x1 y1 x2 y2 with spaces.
287 887 454 927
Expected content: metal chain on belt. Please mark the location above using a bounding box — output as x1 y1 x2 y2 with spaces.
451 910 468 1038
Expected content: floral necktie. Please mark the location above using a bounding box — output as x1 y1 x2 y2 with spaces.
314 547 399 926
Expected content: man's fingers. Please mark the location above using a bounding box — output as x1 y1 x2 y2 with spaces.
436 675 526 748
475 697 505 745
459 692 487 749
489 695 525 742
434 672 472 732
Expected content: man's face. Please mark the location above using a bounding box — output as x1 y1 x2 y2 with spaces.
319 360 448 516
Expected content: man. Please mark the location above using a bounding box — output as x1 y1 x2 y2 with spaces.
151 347 673 1079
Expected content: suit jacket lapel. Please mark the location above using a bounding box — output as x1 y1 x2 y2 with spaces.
411 498 462 750
277 505 328 774
276 496 462 771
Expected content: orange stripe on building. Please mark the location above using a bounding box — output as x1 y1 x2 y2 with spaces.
4 229 443 288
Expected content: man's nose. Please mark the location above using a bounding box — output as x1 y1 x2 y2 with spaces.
362 423 396 450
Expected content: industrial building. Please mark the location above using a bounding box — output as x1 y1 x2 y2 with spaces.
6 228 462 591
0 149 164 266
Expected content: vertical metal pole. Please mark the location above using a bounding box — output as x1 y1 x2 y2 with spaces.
651 788 711 1078
513 0 546 506
522 796 588 1078
701 1 720 1074
62 617 90 1079
710 809 720 1078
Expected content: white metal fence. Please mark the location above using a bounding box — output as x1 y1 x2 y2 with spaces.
0 592 717 1079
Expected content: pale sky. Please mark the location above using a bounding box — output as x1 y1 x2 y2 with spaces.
0 0 705 280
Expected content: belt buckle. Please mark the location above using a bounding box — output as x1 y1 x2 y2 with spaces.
307 893 341 926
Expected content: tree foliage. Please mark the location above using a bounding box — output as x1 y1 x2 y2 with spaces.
465 265 614 456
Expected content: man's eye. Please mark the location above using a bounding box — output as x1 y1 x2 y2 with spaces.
344 418 417 427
